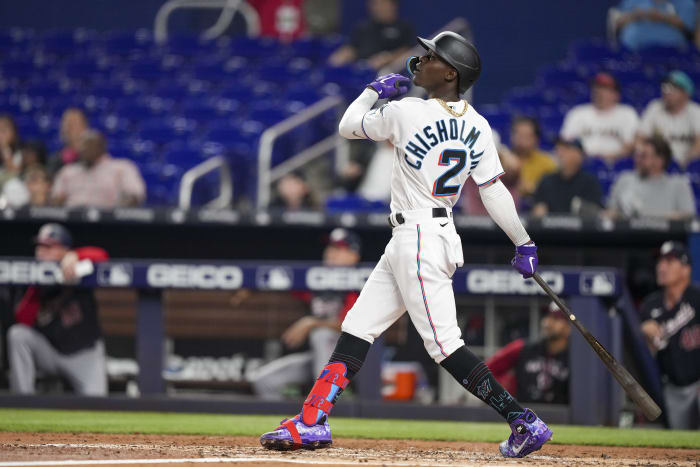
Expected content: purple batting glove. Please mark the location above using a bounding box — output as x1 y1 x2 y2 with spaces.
367 73 410 100
511 241 538 278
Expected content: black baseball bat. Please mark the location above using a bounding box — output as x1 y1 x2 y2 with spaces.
532 273 662 421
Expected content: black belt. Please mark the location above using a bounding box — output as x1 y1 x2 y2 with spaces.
389 208 449 227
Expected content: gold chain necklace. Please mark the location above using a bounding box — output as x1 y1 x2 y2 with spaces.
435 98 468 117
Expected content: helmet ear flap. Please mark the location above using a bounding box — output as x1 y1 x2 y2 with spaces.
406 56 419 78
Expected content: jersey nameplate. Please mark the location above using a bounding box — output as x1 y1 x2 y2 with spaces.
404 119 481 169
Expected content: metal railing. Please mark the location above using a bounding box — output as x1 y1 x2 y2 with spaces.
154 0 260 44
178 156 233 209
256 96 349 208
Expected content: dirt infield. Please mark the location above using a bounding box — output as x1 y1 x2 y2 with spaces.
0 432 698 467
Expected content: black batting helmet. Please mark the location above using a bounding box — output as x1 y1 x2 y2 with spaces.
408 31 481 94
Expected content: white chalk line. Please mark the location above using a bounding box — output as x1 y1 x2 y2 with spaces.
0 458 514 467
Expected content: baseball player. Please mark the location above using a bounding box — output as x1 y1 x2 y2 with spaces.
250 228 361 399
260 31 551 458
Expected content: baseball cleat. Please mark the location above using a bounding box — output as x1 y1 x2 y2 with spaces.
259 414 332 451
499 408 552 458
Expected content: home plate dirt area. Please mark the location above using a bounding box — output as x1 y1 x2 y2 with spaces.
1 433 699 467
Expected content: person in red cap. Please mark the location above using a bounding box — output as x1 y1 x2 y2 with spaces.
640 241 700 429
7 223 109 396
560 72 640 164
249 228 361 399
486 303 571 405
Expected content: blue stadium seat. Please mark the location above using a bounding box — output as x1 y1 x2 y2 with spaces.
325 195 389 213
102 30 153 54
612 156 634 174
582 156 614 197
569 40 621 65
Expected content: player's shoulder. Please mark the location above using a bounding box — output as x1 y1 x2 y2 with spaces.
687 100 700 114
567 103 594 116
392 96 430 108
616 103 639 117
642 99 664 115
55 162 84 178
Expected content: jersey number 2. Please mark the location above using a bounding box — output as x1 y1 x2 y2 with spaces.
432 149 467 196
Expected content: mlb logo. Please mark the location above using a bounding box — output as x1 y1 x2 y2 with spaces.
97 264 133 287
256 267 293 290
579 272 615 296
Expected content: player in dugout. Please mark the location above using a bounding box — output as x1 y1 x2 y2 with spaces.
640 241 700 429
7 223 109 396
250 228 360 399
487 302 570 405
260 31 552 458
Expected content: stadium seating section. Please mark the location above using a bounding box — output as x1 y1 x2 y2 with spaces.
0 30 699 209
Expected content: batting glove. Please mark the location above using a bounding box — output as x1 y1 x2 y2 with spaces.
367 73 411 100
511 241 538 278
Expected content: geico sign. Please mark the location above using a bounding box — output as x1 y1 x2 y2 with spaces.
466 270 564 295
147 264 243 289
306 267 373 290
0 261 63 284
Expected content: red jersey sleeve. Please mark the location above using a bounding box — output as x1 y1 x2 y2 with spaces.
339 292 359 322
15 287 41 326
486 338 525 377
75 246 109 262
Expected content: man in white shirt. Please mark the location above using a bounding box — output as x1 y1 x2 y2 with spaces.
639 70 700 167
51 130 146 208
560 72 639 164
607 135 696 219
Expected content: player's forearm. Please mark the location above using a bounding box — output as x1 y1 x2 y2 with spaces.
338 88 379 139
479 180 531 246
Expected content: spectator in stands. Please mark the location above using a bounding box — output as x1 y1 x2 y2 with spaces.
532 139 603 217
18 140 47 174
47 108 88 176
24 167 51 207
639 71 700 166
606 135 695 219
7 223 108 395
614 0 697 51
560 73 639 164
461 129 521 215
487 303 570 404
270 170 316 211
510 116 556 199
0 114 21 191
249 228 361 399
640 241 700 429
51 130 146 208
328 0 415 69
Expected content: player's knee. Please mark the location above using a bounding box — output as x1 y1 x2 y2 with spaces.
340 322 375 345
7 324 33 346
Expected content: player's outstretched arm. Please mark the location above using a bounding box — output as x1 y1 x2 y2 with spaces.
338 73 410 140
479 179 538 278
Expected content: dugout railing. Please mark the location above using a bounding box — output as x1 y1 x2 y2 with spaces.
0 258 659 426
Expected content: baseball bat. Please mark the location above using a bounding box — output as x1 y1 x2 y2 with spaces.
532 273 662 421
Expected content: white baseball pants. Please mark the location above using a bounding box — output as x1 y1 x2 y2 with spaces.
342 209 465 363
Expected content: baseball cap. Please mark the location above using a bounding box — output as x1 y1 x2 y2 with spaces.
34 223 72 248
659 241 690 265
327 228 361 254
591 72 619 91
663 70 694 96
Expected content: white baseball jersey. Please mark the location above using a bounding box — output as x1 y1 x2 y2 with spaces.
360 98 504 213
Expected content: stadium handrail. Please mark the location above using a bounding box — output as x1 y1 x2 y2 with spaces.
154 0 260 44
178 155 233 209
257 95 349 208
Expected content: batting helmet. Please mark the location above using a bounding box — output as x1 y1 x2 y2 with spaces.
407 31 481 94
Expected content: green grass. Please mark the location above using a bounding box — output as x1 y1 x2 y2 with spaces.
0 409 698 449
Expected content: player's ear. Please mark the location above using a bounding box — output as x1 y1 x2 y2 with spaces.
445 69 458 86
